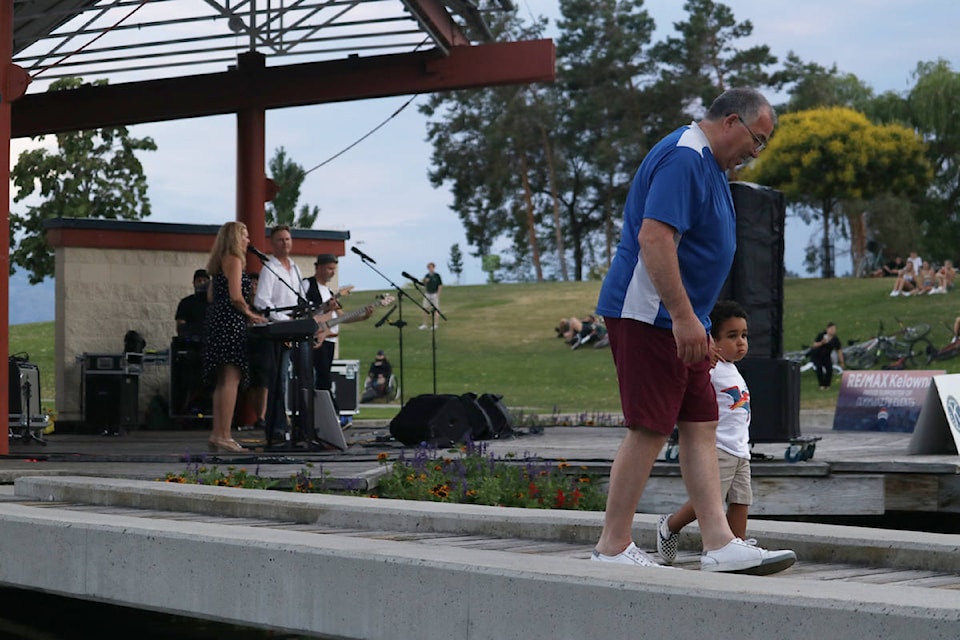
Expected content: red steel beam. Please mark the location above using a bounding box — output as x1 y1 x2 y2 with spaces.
400 0 471 52
12 39 556 137
0 0 13 455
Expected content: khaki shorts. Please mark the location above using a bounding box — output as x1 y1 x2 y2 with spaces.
718 449 752 506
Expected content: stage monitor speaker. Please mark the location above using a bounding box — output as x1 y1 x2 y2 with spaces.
307 390 348 451
390 394 471 446
721 182 786 359
737 357 800 443
85 373 139 433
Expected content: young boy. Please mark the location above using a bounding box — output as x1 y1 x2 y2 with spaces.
656 300 755 565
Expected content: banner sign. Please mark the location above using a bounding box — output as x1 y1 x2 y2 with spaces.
833 369 944 432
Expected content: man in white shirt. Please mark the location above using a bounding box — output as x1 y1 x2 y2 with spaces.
304 254 374 412
252 224 307 442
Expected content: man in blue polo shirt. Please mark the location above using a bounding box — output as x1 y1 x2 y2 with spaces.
592 88 795 574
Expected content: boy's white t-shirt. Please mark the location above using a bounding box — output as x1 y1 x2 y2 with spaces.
711 361 751 459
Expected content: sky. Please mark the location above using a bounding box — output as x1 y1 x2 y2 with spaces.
9 0 960 324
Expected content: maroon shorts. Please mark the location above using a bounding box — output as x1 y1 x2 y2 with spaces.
605 317 718 435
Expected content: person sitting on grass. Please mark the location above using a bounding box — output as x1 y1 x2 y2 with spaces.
889 260 917 296
915 261 936 296
932 260 956 294
361 350 394 403
555 317 583 343
656 300 755 564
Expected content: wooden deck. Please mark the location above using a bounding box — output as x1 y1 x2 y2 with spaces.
4 409 960 522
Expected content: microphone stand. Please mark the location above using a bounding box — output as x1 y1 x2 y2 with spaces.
357 256 430 406
406 278 447 395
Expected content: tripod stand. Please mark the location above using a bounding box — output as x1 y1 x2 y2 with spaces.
357 255 431 405
401 273 447 394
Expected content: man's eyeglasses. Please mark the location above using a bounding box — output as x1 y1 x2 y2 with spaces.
737 115 767 153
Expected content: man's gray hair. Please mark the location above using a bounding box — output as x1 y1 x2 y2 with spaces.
706 87 777 126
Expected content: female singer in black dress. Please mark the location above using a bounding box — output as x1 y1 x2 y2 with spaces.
202 221 266 452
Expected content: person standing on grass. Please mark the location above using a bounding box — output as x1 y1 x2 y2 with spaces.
657 300 754 564
809 322 844 390
418 262 443 330
592 87 795 574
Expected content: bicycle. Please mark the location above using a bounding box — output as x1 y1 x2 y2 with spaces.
925 322 960 364
842 318 933 370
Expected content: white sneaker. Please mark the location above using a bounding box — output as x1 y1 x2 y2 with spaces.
889 290 900 297
418 324 428 330
656 514 679 565
592 542 667 568
701 538 796 575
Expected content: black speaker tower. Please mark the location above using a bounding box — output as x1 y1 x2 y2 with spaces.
721 182 786 359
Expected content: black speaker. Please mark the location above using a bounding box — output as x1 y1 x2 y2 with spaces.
169 339 212 419
330 359 359 415
390 394 471 446
721 182 786 359
737 357 800 443
85 373 139 433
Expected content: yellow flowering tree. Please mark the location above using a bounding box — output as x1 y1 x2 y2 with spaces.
740 106 931 277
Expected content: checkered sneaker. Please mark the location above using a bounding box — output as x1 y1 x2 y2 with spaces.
656 513 679 565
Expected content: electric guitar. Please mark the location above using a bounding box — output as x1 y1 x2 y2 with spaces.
316 285 355 313
313 294 395 346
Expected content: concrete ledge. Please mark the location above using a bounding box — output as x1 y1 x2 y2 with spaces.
14 475 960 573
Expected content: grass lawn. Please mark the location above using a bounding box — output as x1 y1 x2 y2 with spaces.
10 276 960 418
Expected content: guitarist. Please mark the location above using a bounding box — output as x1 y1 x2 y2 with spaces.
304 254 374 412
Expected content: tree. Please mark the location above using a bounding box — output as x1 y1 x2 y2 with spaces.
905 60 960 261
10 77 156 283
555 0 656 277
481 254 501 284
420 13 553 276
447 243 464 283
777 54 875 114
650 0 779 113
266 147 319 228
741 107 931 277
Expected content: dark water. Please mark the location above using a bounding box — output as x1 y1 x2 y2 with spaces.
0 588 330 639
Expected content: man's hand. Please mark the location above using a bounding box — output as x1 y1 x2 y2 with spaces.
672 314 709 364
320 298 342 313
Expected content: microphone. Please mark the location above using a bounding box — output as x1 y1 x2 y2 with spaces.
401 271 422 286
351 246 376 264
247 245 269 263
374 305 397 328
